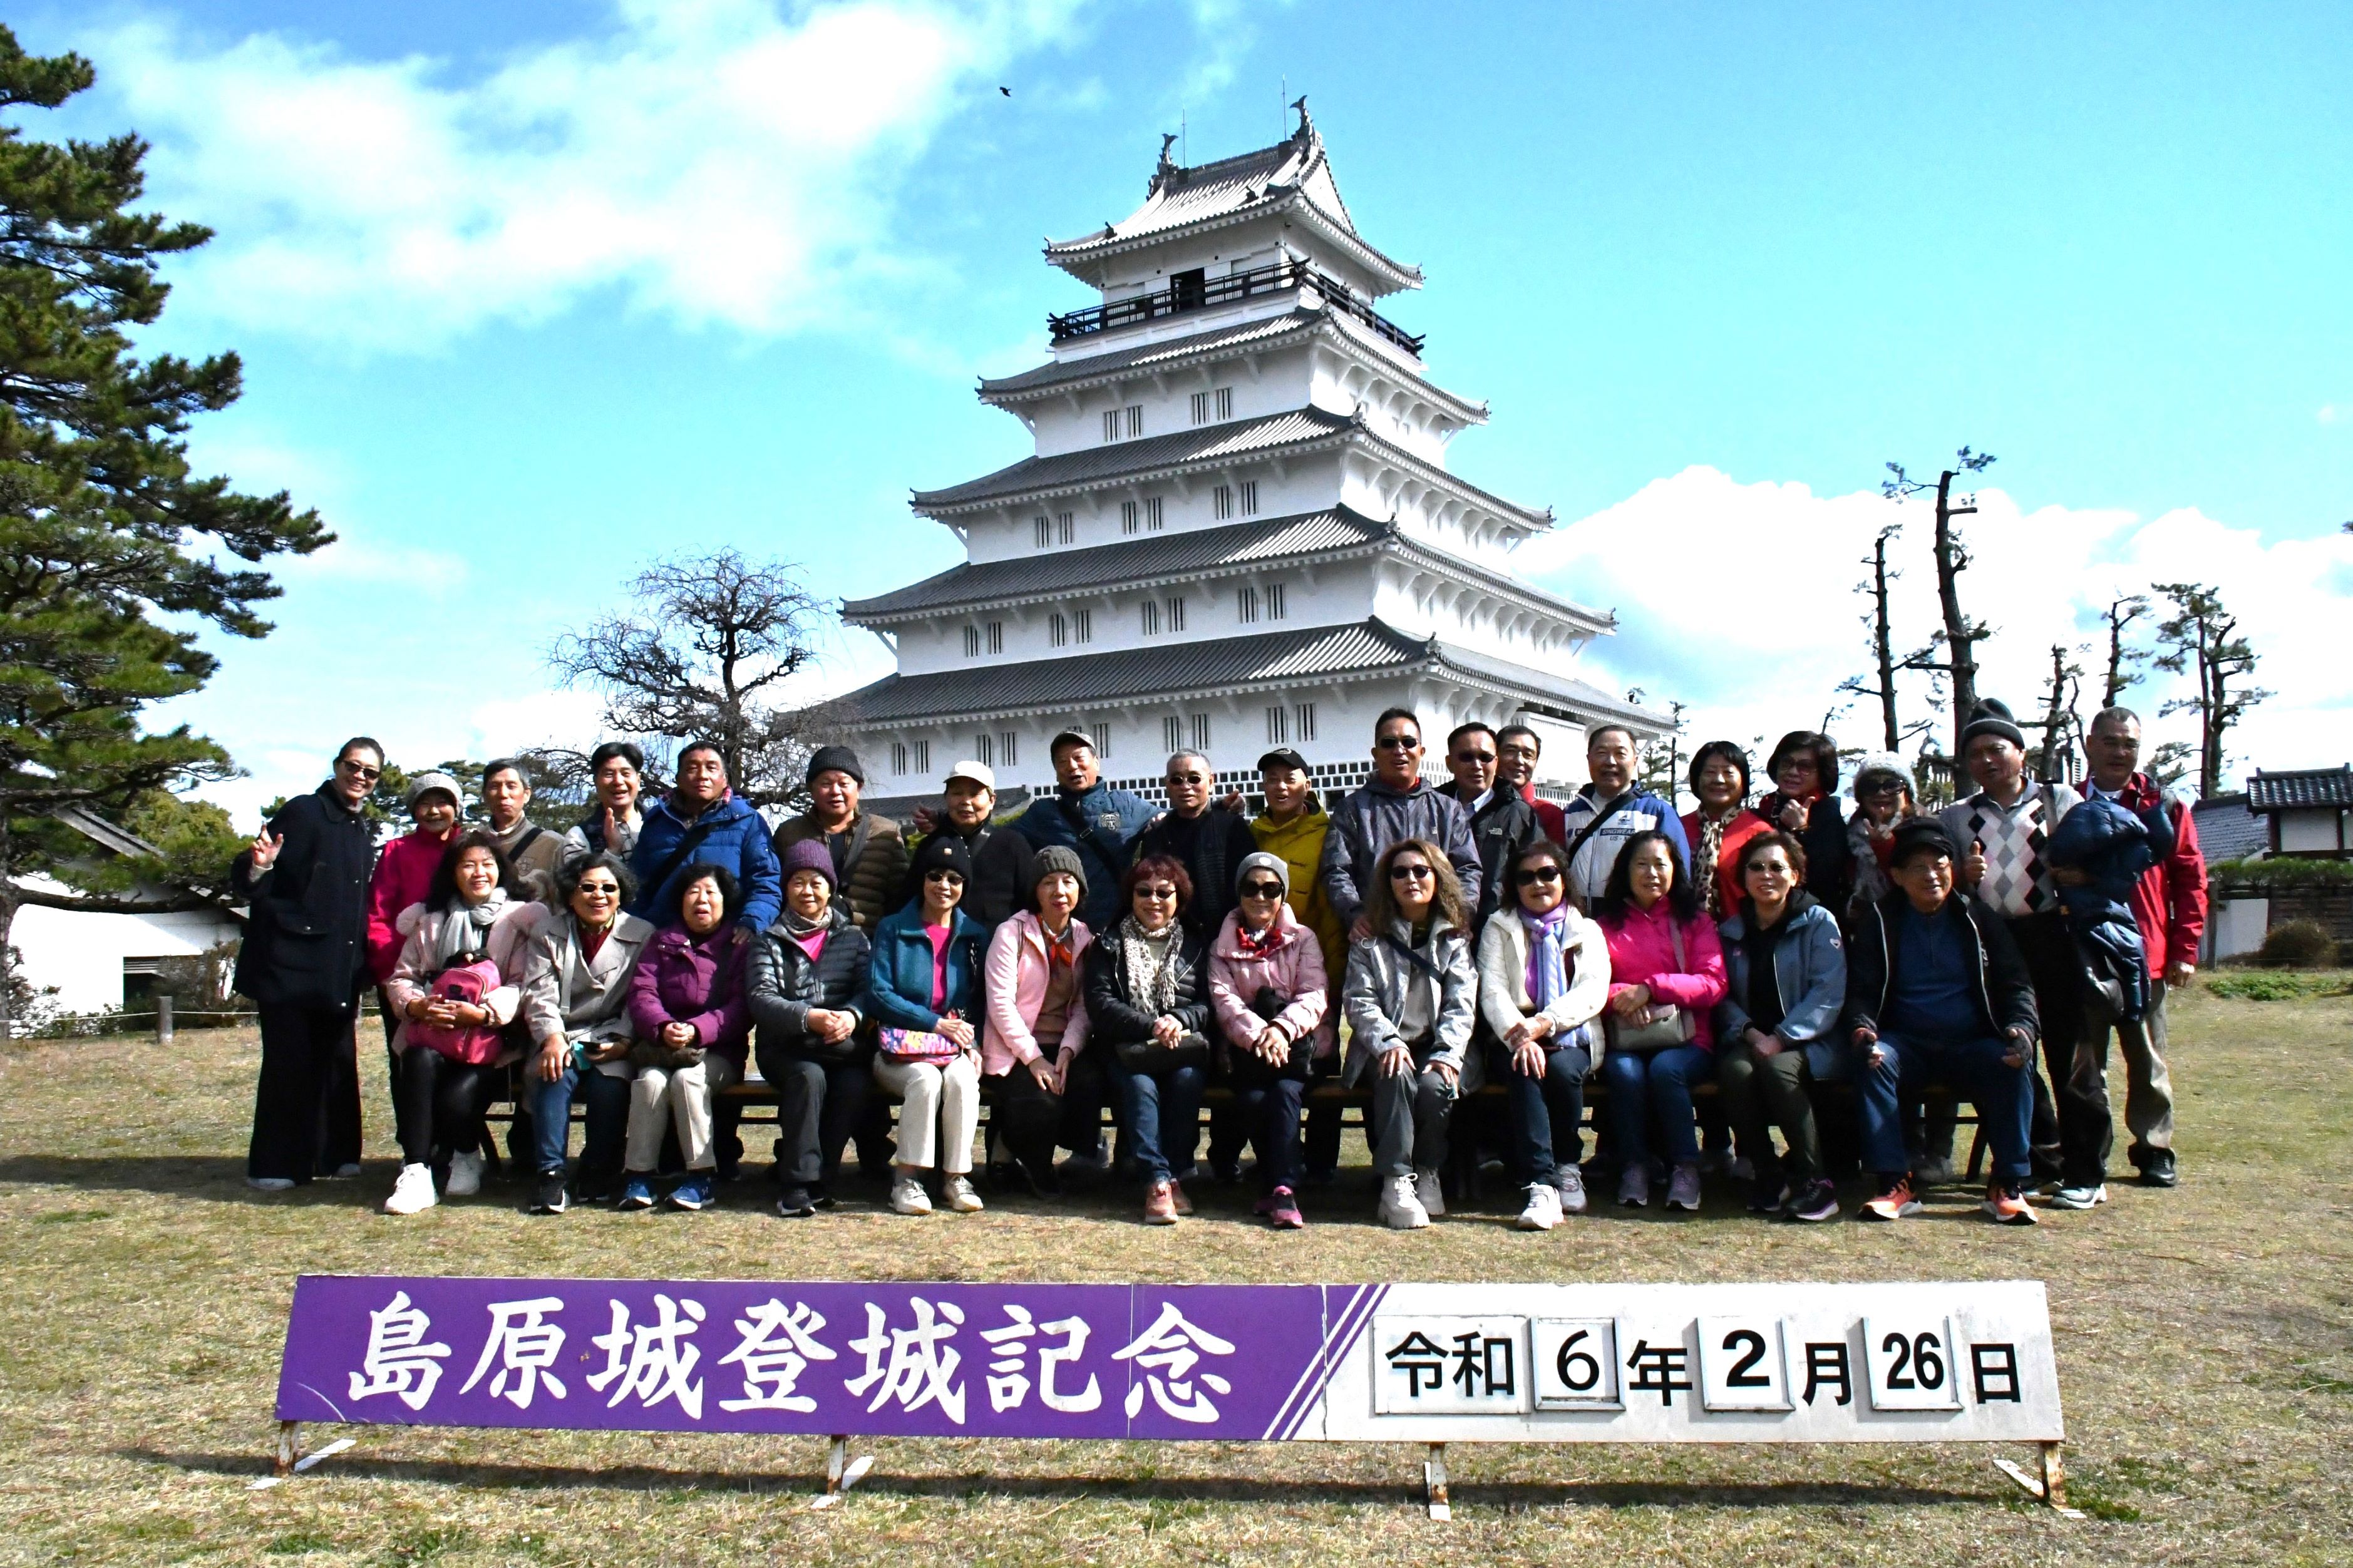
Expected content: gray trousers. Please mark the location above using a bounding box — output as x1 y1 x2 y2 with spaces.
2096 977 2176 1156
624 1055 739 1174
1370 1046 1457 1179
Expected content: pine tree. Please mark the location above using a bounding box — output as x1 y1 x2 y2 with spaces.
0 31 329 1033
2151 582 2270 799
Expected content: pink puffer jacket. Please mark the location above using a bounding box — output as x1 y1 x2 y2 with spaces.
1207 904 1334 1058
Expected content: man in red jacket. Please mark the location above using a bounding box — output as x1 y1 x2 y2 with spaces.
2080 707 2205 1187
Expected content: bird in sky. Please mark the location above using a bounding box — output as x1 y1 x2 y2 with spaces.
999 86 1011 96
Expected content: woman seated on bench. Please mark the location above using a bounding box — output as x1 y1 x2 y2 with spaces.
1085 854 1212 1226
1714 829 1848 1224
749 839 873 1219
1344 838 1477 1232
381 831 542 1216
621 863 750 1213
1207 851 1329 1231
519 851 656 1215
1595 829 1727 1213
1478 838 1610 1232
981 846 1100 1199
866 834 988 1217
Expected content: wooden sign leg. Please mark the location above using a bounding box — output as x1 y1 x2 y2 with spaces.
274 1420 301 1477
1423 1443 1452 1521
813 1435 874 1510
1993 1442 2085 1519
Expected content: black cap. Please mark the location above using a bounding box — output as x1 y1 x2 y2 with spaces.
1890 817 1961 868
910 831 974 885
1958 699 2027 754
805 744 865 786
1257 747 1310 774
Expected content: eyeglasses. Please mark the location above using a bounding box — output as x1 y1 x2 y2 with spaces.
1166 772 1207 786
1858 778 1903 794
1388 863 1435 882
1136 885 1179 900
1513 866 1562 886
1240 881 1285 899
1374 735 1419 751
337 760 381 780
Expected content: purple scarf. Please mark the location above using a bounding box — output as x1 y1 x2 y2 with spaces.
1521 905 1573 1010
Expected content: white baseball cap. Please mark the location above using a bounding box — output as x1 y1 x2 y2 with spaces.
945 759 996 791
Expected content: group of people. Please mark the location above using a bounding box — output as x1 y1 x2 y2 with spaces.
232 692 2203 1232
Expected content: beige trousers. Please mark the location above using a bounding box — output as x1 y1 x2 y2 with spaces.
624 1055 739 1173
872 1052 980 1174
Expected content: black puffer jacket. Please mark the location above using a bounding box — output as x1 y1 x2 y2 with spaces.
747 908 872 1065
1081 924 1211 1072
230 782 376 1009
1844 890 2038 1045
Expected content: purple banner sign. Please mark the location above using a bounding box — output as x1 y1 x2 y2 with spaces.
276 1276 1374 1442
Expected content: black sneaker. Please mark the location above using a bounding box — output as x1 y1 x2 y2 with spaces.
530 1174 569 1215
1746 1176 1789 1215
1786 1177 1842 1222
1017 1157 1063 1199
776 1185 816 1219
2136 1148 2178 1187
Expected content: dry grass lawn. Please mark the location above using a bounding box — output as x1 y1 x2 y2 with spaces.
2 985 2349 1566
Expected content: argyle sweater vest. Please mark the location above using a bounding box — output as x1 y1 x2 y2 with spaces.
1939 783 2081 919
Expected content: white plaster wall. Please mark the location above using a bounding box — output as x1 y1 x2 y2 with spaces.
2205 896 2270 961
11 882 241 1017
2278 809 2345 854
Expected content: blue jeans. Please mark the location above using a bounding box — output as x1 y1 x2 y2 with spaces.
1859 1032 2034 1184
530 1062 631 1179
1118 1058 1205 1185
1498 1040 1592 1185
1602 1043 1709 1169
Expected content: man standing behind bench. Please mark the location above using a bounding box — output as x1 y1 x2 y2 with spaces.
1320 708 1483 935
775 745 909 933
1558 723 1690 913
629 742 783 938
902 759 1031 933
1013 729 1155 933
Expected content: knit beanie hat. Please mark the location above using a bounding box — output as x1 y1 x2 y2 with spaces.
1234 850 1290 899
1890 816 1962 868
910 831 974 886
404 770 462 812
805 744 865 786
1851 752 1913 798
1958 699 2027 753
1027 843 1088 903
780 838 835 889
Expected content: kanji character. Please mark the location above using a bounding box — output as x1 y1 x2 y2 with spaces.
1970 1341 2022 1404
458 1296 568 1410
1625 1338 1692 1408
979 1305 1102 1415
717 1299 837 1414
348 1290 452 1412
1384 1330 1448 1399
1450 1330 1516 1399
1113 1302 1234 1423
1801 1341 1851 1407
844 1298 967 1425
585 1294 708 1419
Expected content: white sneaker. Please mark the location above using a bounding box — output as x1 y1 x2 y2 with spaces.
2051 1182 2108 1211
384 1162 438 1215
1516 1182 1562 1231
246 1176 295 1192
1414 1167 1445 1218
890 1176 934 1216
1379 1174 1431 1230
1555 1165 1588 1214
942 1175 984 1213
444 1150 485 1198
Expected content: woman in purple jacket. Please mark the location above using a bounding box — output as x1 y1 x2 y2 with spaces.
620 863 751 1211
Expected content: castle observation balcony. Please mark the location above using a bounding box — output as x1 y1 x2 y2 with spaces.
1047 257 1424 357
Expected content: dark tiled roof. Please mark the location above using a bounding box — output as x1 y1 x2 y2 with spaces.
843 509 1384 620
2191 794 2268 861
833 618 1659 730
2247 766 2353 812
979 311 1321 397
911 407 1354 511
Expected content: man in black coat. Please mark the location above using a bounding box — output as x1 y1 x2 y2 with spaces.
231 737 382 1189
1438 721 1542 931
1136 749 1257 941
1846 818 2043 1226
899 759 1030 932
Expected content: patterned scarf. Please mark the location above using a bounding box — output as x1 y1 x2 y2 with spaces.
1116 915 1187 1015
1692 810 1733 918
1039 917 1076 971
1520 904 1572 1010
1233 915 1282 958
435 888 510 965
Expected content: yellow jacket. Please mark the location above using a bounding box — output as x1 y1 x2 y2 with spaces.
1250 803 1346 984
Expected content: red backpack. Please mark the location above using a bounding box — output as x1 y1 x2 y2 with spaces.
406 954 507 1064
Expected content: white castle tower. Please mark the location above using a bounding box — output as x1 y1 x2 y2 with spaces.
839 107 1664 807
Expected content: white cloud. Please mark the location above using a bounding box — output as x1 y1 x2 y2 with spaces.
1521 466 2352 794
2321 404 2340 426
81 0 1088 351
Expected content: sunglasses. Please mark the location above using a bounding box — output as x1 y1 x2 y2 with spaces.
1166 772 1207 786
337 760 382 780
923 869 966 884
577 881 620 897
1135 884 1179 899
1240 880 1285 898
1454 751 1497 766
1388 863 1435 882
1513 865 1562 886
1374 735 1419 751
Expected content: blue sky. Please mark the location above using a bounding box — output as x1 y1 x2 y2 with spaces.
23 0 2353 816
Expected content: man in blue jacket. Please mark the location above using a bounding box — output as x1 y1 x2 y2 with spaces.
1013 729 1156 933
628 742 784 935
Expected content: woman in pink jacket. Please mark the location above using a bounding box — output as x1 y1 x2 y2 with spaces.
1594 829 1727 1213
980 846 1098 1197
1208 851 1330 1230
364 771 463 1150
